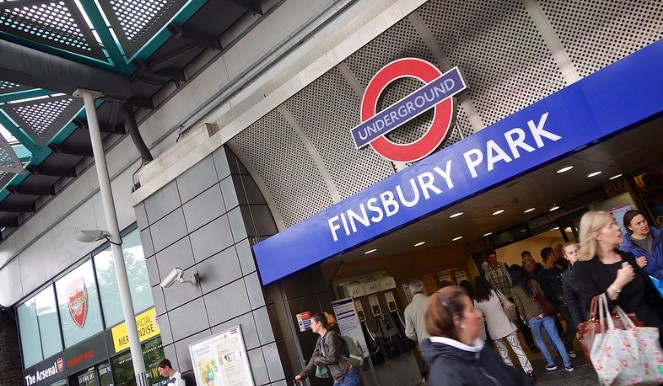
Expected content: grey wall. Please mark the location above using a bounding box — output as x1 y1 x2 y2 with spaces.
136 146 288 386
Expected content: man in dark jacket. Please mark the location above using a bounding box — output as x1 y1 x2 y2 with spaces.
561 243 587 328
537 247 577 357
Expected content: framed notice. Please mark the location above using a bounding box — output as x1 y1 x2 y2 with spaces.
188 326 254 386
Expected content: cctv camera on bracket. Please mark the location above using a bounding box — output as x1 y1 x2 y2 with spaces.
160 267 200 288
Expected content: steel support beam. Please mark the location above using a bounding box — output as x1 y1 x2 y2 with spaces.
229 0 263 15
48 143 94 157
26 165 77 178
7 185 56 196
0 218 19 228
73 119 126 135
0 203 36 212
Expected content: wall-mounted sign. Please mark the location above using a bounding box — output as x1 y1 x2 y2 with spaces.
254 38 663 285
351 58 466 162
24 357 65 386
110 307 161 353
67 277 88 328
189 326 254 386
296 311 312 332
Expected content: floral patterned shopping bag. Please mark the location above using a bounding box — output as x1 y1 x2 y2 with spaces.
590 294 663 385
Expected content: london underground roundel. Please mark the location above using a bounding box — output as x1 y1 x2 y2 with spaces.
350 58 467 163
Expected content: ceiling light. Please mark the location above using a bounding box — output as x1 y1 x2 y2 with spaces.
587 171 602 178
524 208 535 213
414 241 426 247
609 174 623 180
551 226 559 231
483 232 492 237
452 236 463 241
492 209 505 215
549 205 560 212
449 212 464 218
364 248 377 255
557 166 573 173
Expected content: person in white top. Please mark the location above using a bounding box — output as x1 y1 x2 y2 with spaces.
157 358 185 386
473 276 534 379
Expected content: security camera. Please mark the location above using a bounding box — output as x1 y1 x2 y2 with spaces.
160 268 200 288
74 229 110 243
160 268 183 288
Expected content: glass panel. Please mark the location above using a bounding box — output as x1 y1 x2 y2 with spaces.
17 297 42 367
47 379 68 386
97 363 113 386
95 229 153 327
75 367 98 386
112 338 166 386
55 261 103 347
35 286 63 358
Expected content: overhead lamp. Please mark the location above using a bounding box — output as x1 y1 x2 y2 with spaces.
610 174 623 180
483 232 492 237
449 212 464 218
524 208 535 213
414 241 426 247
557 166 574 173
587 171 602 178
549 204 560 212
492 209 505 215
74 229 111 243
452 236 463 241
364 248 377 255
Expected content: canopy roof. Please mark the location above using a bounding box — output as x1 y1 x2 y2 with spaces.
0 0 260 239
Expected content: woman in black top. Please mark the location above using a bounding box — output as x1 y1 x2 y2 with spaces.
574 211 663 346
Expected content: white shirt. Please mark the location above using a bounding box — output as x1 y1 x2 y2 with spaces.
167 371 185 386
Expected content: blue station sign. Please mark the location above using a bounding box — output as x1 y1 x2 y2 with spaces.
254 39 663 285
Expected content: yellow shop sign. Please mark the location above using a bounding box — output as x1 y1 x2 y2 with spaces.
111 308 160 352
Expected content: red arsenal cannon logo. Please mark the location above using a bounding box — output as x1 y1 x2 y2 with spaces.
67 277 88 328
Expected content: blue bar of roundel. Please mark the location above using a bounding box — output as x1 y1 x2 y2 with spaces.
351 68 465 149
254 39 663 285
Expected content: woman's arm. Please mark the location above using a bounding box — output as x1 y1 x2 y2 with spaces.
512 288 527 324
299 340 322 378
562 272 585 326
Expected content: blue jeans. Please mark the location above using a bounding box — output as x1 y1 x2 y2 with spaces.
334 367 361 386
528 315 571 367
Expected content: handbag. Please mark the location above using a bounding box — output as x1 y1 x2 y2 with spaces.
590 294 663 385
315 365 331 379
577 294 644 366
495 290 517 322
530 282 556 316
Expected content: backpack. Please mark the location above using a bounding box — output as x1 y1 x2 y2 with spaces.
340 334 364 367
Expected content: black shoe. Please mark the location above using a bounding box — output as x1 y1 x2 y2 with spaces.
527 371 536 380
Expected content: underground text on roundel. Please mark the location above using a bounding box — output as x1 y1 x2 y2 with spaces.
328 112 559 242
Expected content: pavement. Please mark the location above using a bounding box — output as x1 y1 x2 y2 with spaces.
516 340 600 386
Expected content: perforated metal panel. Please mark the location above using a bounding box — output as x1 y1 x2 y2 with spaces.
0 81 31 94
282 68 394 200
230 109 334 227
0 0 105 60
2 95 83 147
0 137 23 174
100 0 186 58
538 0 663 78
416 0 566 126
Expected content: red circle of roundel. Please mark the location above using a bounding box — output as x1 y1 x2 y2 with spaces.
361 58 454 163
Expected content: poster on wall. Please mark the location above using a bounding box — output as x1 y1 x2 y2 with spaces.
452 269 467 284
296 311 312 332
188 326 254 386
332 298 369 358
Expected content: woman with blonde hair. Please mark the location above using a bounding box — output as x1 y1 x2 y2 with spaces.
573 211 663 346
420 286 533 386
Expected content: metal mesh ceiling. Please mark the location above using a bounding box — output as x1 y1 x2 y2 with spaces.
3 95 83 147
0 0 106 60
0 137 24 174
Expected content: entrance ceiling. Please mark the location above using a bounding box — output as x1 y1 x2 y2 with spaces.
0 0 261 240
337 115 663 263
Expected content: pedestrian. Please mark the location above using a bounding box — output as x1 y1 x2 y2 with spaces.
157 359 185 386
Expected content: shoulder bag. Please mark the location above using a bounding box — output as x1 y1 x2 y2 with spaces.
577 294 644 366
495 290 517 322
314 336 331 378
530 281 556 316
590 294 663 385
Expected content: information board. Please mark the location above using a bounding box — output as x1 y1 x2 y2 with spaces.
332 298 369 358
188 326 254 386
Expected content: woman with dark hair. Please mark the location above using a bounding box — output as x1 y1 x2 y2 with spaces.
474 277 533 377
420 286 534 386
620 209 663 279
575 211 663 346
295 312 360 386
511 266 574 373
